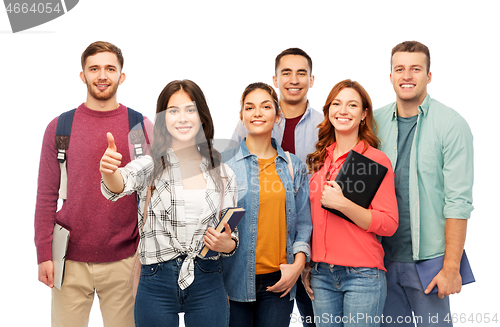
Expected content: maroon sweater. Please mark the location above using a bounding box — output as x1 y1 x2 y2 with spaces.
35 103 149 264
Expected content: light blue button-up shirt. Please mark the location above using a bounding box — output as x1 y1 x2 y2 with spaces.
231 101 324 163
220 138 312 301
374 94 474 261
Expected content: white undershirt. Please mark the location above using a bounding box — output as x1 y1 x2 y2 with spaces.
183 189 205 246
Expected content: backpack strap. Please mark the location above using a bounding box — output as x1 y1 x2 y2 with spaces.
55 109 76 200
284 151 294 183
127 107 146 159
55 107 147 200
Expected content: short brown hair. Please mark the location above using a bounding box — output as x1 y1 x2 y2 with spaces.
391 41 430 73
81 41 124 70
275 48 313 74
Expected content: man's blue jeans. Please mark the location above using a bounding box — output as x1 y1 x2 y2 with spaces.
310 263 387 327
381 260 452 326
229 271 294 327
134 256 229 327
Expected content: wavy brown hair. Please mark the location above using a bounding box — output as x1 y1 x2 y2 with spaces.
306 79 379 173
150 80 223 191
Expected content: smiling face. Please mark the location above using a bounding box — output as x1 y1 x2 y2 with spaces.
328 87 367 139
241 88 279 137
273 54 314 107
164 90 201 150
390 51 432 108
79 51 125 102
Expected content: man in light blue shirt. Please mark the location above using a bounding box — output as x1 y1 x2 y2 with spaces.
231 48 323 164
231 48 323 327
375 41 473 326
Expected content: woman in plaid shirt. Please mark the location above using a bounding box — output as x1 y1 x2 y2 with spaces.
100 80 238 327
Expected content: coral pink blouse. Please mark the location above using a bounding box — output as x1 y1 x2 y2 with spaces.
309 141 398 271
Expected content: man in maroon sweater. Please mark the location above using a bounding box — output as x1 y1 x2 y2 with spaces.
35 41 150 327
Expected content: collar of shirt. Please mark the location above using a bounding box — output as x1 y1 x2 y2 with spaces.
276 100 313 128
323 141 367 177
236 137 291 164
391 93 432 120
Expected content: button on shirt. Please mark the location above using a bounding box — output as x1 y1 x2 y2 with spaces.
374 94 474 260
309 141 398 271
382 114 418 262
221 138 312 301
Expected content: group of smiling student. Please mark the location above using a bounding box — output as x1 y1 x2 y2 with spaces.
36 41 474 327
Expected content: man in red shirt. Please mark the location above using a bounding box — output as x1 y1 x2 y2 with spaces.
35 41 150 327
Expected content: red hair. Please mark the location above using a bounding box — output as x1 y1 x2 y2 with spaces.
307 79 379 173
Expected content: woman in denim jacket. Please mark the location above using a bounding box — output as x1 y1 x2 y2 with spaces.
221 82 312 327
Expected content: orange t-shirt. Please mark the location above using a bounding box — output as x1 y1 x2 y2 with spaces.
255 155 287 275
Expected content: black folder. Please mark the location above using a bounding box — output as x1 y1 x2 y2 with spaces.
321 150 388 224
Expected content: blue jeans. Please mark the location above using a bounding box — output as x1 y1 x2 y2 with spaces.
382 260 452 327
134 256 229 327
229 271 294 327
310 263 387 327
296 275 317 327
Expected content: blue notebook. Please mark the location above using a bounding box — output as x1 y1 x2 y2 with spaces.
415 250 475 295
199 207 245 258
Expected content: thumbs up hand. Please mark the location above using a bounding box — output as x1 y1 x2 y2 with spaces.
100 132 123 175
107 132 117 151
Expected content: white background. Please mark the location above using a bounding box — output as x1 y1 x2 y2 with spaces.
0 1 498 326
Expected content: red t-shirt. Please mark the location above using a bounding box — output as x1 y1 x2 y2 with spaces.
280 113 304 154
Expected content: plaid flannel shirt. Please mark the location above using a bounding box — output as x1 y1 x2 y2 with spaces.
101 149 238 289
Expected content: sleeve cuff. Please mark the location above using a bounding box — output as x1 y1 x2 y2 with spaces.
292 241 311 261
101 179 125 202
221 237 238 257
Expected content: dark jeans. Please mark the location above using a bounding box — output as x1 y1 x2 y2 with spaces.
382 260 452 327
135 256 229 327
295 275 317 327
229 271 294 327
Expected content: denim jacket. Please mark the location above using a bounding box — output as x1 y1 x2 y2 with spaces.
221 138 312 302
231 101 324 163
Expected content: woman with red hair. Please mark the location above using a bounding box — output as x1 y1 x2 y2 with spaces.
302 79 398 327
